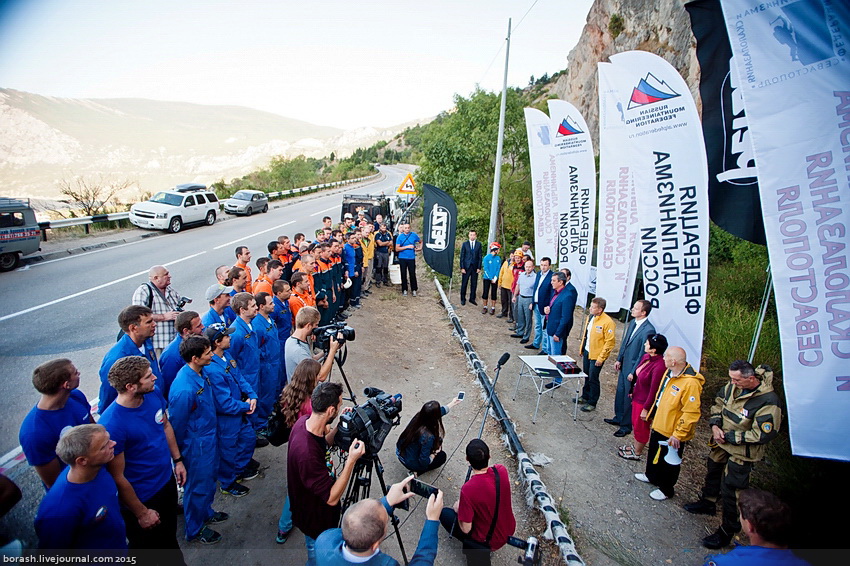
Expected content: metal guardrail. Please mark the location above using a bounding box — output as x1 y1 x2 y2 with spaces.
36 174 379 241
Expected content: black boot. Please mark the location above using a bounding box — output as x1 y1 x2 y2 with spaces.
702 526 734 549
684 498 717 515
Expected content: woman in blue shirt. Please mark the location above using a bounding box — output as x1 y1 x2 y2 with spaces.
396 398 461 474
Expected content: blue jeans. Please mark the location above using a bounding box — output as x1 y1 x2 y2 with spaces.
532 309 545 348
304 534 317 565
278 494 292 533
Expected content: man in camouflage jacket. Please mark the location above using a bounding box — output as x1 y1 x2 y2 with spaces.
685 360 782 550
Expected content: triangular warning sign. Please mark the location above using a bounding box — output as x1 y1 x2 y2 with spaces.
397 173 417 194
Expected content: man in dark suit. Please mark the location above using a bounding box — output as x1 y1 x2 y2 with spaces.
543 271 578 364
606 300 655 437
526 257 554 353
459 230 483 306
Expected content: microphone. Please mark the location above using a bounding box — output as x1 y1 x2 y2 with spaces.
496 352 511 368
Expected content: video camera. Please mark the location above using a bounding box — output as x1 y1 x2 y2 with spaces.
335 387 402 455
312 322 355 350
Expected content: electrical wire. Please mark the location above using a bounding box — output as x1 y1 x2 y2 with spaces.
475 0 542 86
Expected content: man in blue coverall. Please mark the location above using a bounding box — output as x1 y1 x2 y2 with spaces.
272 279 293 389
99 305 162 414
158 310 204 400
201 283 235 328
203 324 259 497
228 292 266 445
253 291 281 428
168 335 227 545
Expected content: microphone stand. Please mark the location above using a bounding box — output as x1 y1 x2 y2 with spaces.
466 355 509 482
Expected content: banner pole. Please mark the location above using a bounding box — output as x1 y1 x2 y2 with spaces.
748 266 772 364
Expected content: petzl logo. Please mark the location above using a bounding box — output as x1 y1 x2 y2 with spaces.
425 204 450 251
628 73 680 110
556 116 583 137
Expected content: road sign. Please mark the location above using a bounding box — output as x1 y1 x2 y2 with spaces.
397 173 417 194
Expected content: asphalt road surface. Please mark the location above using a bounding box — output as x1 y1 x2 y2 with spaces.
0 165 411 458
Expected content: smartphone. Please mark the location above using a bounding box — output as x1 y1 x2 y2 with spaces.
457 391 465 400
410 478 438 499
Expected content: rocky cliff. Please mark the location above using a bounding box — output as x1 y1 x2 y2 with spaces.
547 0 699 146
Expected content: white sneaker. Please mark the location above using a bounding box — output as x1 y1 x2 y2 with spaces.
634 473 650 483
649 489 669 501
403 291 408 296
412 290 417 296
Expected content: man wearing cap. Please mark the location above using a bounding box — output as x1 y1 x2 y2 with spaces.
481 243 502 315
343 213 355 233
202 284 235 328
684 361 781 550
459 230 482 306
158 311 205 400
373 223 393 287
204 324 259 498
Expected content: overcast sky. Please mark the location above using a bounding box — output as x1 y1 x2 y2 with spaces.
0 0 593 130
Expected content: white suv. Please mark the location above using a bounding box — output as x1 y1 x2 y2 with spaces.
129 184 219 233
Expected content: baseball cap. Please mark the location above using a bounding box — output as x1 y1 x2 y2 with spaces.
205 283 233 302
204 323 235 343
344 212 353 219
489 241 501 250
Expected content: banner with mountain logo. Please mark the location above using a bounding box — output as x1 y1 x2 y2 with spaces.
547 99 596 302
523 107 559 263
721 0 850 460
607 51 710 369
687 0 766 245
421 183 457 278
596 62 642 312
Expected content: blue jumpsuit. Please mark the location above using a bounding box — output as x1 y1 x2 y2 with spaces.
207 352 256 487
202 307 235 329
272 295 292 390
98 334 162 414
168 365 218 540
158 335 185 401
253 313 281 424
229 316 261 429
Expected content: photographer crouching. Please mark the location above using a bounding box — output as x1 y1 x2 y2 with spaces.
396 397 462 475
315 475 444 565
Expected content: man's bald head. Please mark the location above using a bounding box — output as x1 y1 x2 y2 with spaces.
341 499 387 552
149 265 167 278
663 346 688 371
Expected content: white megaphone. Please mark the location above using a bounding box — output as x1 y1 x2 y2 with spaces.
659 440 682 466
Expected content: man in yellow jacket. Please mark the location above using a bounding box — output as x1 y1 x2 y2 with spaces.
575 297 616 412
634 346 704 501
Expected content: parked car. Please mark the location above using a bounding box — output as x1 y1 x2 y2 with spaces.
0 197 41 271
129 184 219 233
223 190 269 216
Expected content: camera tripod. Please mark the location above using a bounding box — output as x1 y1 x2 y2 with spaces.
322 340 358 404
340 453 409 565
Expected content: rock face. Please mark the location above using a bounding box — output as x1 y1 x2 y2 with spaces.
547 0 700 146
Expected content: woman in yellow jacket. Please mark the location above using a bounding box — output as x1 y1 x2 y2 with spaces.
496 253 516 321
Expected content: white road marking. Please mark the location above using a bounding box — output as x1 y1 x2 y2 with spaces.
309 205 340 216
211 221 296 250
0 251 207 322
23 237 149 268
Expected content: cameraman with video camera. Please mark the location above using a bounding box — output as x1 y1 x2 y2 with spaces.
315 475 443 566
285 306 341 384
288 381 366 565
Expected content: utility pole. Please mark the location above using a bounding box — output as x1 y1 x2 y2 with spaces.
487 18 511 247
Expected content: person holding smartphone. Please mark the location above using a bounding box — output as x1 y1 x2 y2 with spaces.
395 397 462 474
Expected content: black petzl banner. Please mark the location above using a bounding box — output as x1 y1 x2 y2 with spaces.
686 0 766 245
421 183 457 278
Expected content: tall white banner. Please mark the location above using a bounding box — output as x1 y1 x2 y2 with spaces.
548 99 596 301
721 0 850 460
607 51 710 369
523 108 558 262
596 62 642 312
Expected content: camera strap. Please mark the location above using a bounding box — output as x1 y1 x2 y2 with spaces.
485 466 500 546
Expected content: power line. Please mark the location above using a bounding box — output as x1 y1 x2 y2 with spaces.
475 0 541 86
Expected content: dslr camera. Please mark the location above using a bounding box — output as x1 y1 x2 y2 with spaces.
176 296 192 311
335 387 402 455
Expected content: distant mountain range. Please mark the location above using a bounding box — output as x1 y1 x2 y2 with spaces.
0 88 428 201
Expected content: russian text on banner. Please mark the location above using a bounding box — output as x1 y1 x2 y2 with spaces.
607 50 710 369
721 0 850 460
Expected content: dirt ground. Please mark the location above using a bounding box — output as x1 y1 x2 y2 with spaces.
173 254 727 566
